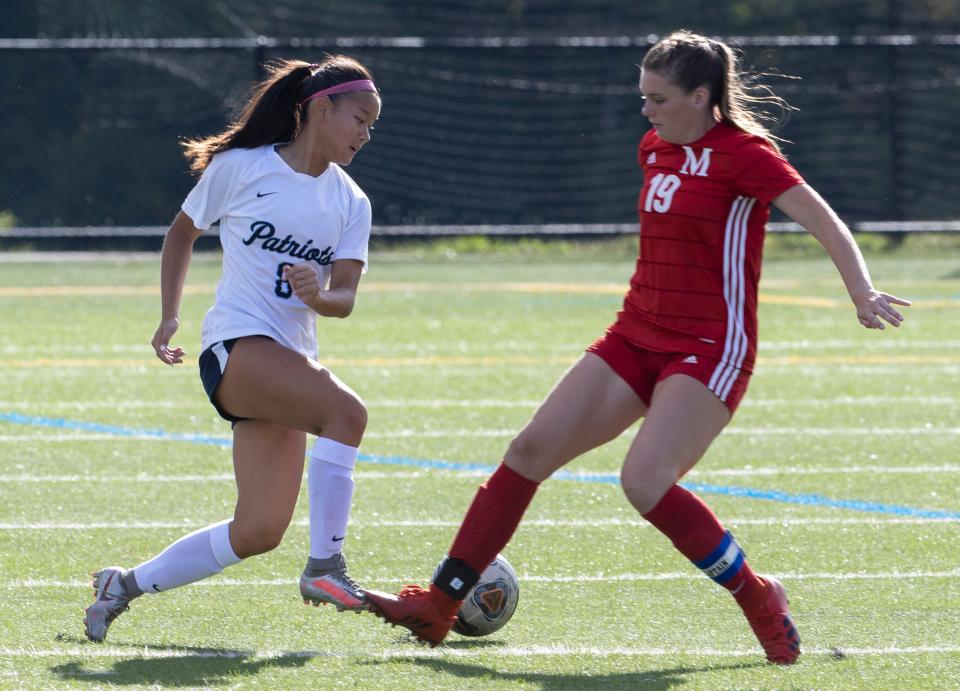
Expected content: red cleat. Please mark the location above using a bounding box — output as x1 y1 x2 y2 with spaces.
365 584 459 647
744 577 801 664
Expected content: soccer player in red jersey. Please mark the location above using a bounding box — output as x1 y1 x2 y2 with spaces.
366 30 911 664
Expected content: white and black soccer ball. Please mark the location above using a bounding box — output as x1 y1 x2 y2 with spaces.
443 553 520 637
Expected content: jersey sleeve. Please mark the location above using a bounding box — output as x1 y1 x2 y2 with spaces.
332 193 371 271
731 139 805 205
181 151 241 230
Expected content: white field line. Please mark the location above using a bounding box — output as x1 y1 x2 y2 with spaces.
690 464 960 476
0 395 955 411
4 427 956 443
12 427 953 443
1 463 959 485
761 339 960 351
10 568 960 590
761 365 960 374
1 645 958 660
0 471 438 483
3 339 960 356
0 434 233 443
705 427 960 436
2 516 957 531
342 426 960 439
745 395 956 408
3 363 959 375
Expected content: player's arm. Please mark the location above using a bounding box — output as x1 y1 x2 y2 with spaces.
772 183 910 329
284 258 363 318
152 211 204 364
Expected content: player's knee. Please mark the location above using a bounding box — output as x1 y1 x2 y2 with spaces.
620 459 677 514
341 393 368 436
620 476 666 515
503 430 554 478
230 520 288 558
310 390 367 443
331 391 367 441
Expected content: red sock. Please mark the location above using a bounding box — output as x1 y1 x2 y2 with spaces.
449 463 539 574
643 484 767 611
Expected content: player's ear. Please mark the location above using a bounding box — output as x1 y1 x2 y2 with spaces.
308 96 329 119
692 85 710 110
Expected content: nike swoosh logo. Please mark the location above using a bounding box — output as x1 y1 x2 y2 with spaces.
332 535 345 542
152 583 162 592
256 191 278 198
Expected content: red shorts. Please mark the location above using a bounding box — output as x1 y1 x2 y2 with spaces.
586 331 751 414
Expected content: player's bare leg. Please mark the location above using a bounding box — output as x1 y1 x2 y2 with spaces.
622 374 799 664
367 353 647 644
218 336 369 609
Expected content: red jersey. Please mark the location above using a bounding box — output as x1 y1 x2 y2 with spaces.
610 122 804 381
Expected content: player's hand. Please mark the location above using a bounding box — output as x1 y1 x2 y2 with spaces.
853 290 911 330
151 317 185 365
283 262 324 308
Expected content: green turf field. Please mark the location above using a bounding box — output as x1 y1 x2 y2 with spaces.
0 239 958 689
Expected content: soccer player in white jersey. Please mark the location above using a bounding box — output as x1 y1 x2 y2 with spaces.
85 55 382 642
365 31 910 664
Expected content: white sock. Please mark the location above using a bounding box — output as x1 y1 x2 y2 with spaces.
131 519 241 595
308 437 358 559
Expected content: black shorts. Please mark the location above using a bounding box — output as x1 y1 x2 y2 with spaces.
198 338 248 424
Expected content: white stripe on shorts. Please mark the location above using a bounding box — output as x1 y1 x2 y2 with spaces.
212 341 229 373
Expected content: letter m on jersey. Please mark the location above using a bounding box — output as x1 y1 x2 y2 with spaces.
680 146 712 177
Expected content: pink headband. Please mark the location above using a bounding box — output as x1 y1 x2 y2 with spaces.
300 79 378 106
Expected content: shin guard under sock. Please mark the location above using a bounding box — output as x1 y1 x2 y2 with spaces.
643 484 766 610
433 463 539 600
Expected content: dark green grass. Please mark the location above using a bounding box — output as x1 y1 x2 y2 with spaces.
0 242 958 689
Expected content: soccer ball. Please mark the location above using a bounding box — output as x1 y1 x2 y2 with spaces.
441 553 520 637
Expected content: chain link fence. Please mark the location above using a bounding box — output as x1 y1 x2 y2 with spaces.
2 3 958 237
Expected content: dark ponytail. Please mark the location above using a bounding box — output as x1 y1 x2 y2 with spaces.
182 55 375 174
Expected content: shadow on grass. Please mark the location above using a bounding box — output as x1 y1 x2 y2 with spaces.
50 637 315 687
361 654 766 690
443 638 509 650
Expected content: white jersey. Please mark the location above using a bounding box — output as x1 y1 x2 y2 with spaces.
182 145 371 359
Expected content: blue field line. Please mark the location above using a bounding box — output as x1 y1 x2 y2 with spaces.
0 411 232 447
4 410 959 520
360 456 960 520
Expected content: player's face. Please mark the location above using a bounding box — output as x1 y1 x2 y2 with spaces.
318 91 381 166
639 69 712 144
